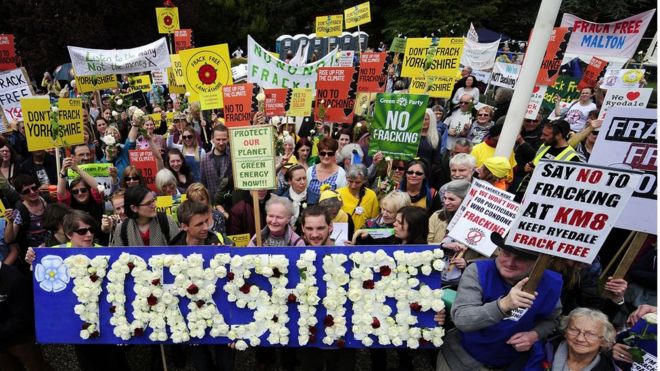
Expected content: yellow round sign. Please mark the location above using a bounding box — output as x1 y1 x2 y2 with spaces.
180 45 233 95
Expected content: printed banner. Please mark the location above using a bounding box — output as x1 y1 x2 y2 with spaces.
0 34 17 71
179 44 233 100
577 57 608 91
315 67 357 124
316 15 343 37
23 98 84 151
68 38 171 76
427 38 464 77
560 9 656 62
506 160 641 263
344 2 371 29
229 125 276 190
409 76 455 99
247 36 338 91
33 245 446 348
368 93 429 160
0 67 33 123
264 88 289 117
390 37 406 54
598 88 652 119
174 29 194 53
589 108 657 234
129 150 158 192
525 85 548 120
128 75 152 93
537 27 572 86
75 74 118 93
286 88 313 117
155 7 180 34
600 69 645 89
401 38 431 78
222 83 257 127
542 76 580 111
357 52 387 92
491 62 521 89
460 38 499 71
447 179 514 232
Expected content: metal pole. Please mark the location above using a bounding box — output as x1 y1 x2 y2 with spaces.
494 0 563 158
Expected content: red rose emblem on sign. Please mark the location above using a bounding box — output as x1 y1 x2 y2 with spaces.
163 15 173 26
198 64 217 85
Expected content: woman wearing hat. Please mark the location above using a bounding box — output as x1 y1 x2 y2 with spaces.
477 156 511 191
318 184 354 241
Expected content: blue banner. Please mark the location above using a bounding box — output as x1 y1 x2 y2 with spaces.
34 245 447 349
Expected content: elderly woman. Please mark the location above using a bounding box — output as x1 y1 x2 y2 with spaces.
155 168 180 197
364 190 411 229
247 195 305 247
306 137 346 204
466 106 495 145
337 164 379 231
549 308 616 370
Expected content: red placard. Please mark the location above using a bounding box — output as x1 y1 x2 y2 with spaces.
536 27 572 86
174 29 193 53
314 67 357 124
357 52 387 92
222 83 256 127
264 88 288 117
129 150 158 192
578 57 608 90
0 34 17 71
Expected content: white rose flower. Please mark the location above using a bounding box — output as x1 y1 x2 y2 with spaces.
421 265 432 276
102 135 116 147
235 339 248 351
272 116 281 125
644 312 657 324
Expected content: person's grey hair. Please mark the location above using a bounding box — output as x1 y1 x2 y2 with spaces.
445 179 471 200
560 307 616 349
155 168 177 192
450 153 477 170
283 135 295 146
346 164 368 180
380 190 411 212
451 138 473 152
339 143 363 163
265 195 294 218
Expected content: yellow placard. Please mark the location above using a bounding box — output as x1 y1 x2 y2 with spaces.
156 195 174 215
286 88 313 117
167 67 186 94
75 74 118 93
165 112 174 127
409 76 455 98
199 91 224 110
22 98 85 151
155 7 180 34
227 233 250 247
344 1 371 29
170 54 186 86
128 75 152 93
316 15 344 37
353 92 376 115
179 44 233 100
427 38 465 77
0 199 6 221
401 38 431 78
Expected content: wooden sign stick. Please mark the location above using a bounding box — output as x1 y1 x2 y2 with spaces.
611 232 648 279
252 191 263 246
600 231 635 280
522 253 553 294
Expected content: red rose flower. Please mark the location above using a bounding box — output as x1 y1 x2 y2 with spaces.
410 302 422 312
336 339 345 348
363 279 375 289
109 306 116 314
309 326 317 335
287 293 297 303
134 327 144 336
239 283 251 294
198 64 217 85
273 267 282 278
371 317 381 329
82 323 91 330
147 294 158 306
419 337 429 345
227 272 235 281
90 331 100 338
309 334 316 343
272 315 278 323
127 262 135 271
324 314 335 327
187 283 199 295
195 300 205 308
152 278 161 286
89 273 98 282
379 266 391 276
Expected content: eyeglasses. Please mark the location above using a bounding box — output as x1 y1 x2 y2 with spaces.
182 135 193 139
21 185 38 195
319 151 335 157
71 188 89 195
565 327 601 342
73 227 94 235
139 198 157 207
394 166 406 171
406 170 425 176
524 119 539 123
125 176 141 182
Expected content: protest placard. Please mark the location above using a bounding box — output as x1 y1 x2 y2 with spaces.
180 44 233 101
316 15 343 37
344 1 371 29
390 37 406 53
401 38 430 78
338 51 355 67
447 180 514 232
353 92 376 116
542 76 580 111
524 85 548 120
247 36 338 91
577 57 608 91
314 67 356 124
286 88 312 117
491 62 521 89
264 88 288 117
129 149 158 192
506 160 641 263
174 29 194 53
600 69 646 89
460 38 499 71
589 107 657 234
561 9 655 62
222 83 256 127
169 54 186 86
0 68 33 124
68 38 171 76
229 125 276 190
33 245 446 348
128 75 152 93
368 93 428 160
167 67 186 94
536 27 572 86
427 38 464 78
22 98 84 151
357 52 387 93
150 70 168 85
67 163 113 200
409 76 455 99
449 184 520 257
227 233 251 247
598 88 652 119
0 34 17 71
155 7 180 34
75 74 118 93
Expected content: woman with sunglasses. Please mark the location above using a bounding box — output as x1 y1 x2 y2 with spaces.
52 210 100 248
119 165 147 189
466 106 495 145
306 137 346 204
399 159 441 214
111 185 179 246
57 156 105 222
167 126 206 183
165 148 194 194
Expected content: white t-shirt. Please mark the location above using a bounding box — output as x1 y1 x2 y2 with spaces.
564 101 597 132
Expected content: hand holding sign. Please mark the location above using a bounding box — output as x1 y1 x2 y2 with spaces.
499 277 537 312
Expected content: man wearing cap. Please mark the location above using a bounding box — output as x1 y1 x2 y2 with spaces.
477 156 511 191
436 233 562 370
471 123 517 183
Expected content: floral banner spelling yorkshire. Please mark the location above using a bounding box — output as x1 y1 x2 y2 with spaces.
34 245 446 349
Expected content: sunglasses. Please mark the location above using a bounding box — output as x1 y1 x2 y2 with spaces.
394 166 406 171
182 135 193 139
21 185 38 195
140 198 156 207
459 101 470 105
524 119 539 123
478 113 490 117
73 227 94 235
71 188 89 195
125 176 141 182
406 170 425 176
319 151 335 157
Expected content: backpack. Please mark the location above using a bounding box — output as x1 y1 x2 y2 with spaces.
120 212 171 246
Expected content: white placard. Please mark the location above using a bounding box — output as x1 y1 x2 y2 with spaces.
525 85 548 120
0 68 33 124
490 62 521 89
68 38 171 76
598 88 652 119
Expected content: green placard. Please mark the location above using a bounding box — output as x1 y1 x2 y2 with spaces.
368 93 429 161
541 76 580 111
229 125 277 190
390 37 406 53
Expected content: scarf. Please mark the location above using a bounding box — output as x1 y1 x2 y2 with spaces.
552 341 602 371
289 188 307 225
